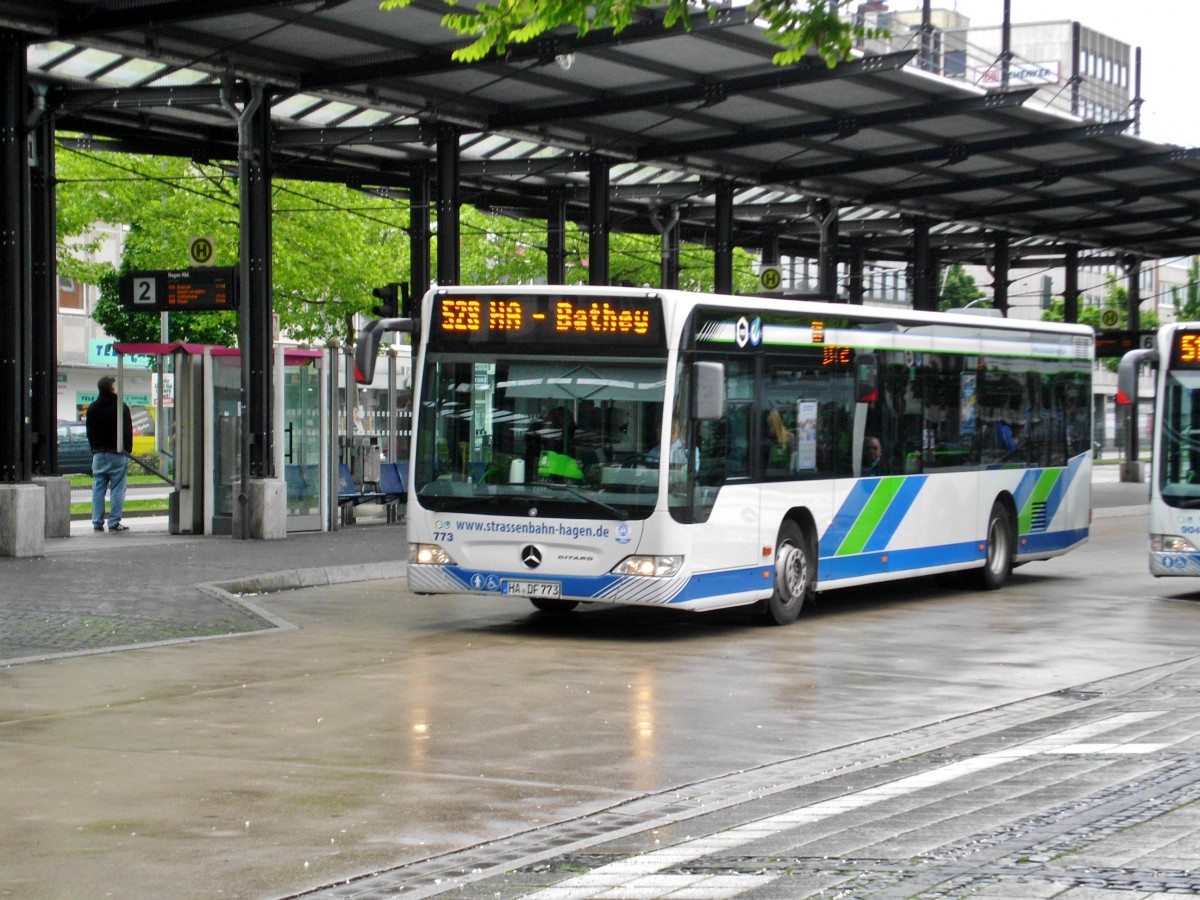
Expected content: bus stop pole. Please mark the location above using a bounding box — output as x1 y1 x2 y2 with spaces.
327 339 340 531
116 357 125 454
1123 258 1144 482
387 347 397 463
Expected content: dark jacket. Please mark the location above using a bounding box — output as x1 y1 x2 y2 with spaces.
86 392 134 453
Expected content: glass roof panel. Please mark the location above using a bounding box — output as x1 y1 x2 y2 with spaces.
27 41 74 70
51 47 123 79
97 58 169 87
335 109 395 128
272 93 326 118
297 100 358 125
146 68 211 87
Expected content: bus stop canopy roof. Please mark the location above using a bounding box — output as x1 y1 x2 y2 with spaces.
13 0 1200 264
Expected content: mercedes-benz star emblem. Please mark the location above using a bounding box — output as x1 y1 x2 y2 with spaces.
521 545 542 569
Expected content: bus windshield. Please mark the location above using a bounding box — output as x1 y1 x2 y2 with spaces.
1160 368 1200 508
414 355 670 518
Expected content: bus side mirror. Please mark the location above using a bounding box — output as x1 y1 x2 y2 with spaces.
693 361 725 421
1116 347 1157 405
354 317 417 384
856 352 879 403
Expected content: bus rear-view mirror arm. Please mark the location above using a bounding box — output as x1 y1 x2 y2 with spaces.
693 361 725 421
354 317 418 384
1116 347 1158 406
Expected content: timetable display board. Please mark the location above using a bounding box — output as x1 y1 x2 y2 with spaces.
428 292 665 352
119 267 239 312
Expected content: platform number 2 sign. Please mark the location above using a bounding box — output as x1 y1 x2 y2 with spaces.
132 276 157 306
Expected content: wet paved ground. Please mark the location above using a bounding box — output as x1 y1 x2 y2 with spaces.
0 510 405 663
368 665 1200 900
0 473 1148 667
6 471 1192 900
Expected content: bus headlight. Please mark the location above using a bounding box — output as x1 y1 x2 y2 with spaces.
409 543 457 565
1151 534 1198 553
611 555 683 577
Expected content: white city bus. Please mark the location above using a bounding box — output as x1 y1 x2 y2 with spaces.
358 286 1093 624
1118 322 1200 576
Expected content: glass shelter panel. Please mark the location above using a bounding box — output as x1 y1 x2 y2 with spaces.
211 355 241 534
283 359 322 530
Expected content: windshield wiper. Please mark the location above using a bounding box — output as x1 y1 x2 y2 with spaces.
422 492 533 513
535 483 629 520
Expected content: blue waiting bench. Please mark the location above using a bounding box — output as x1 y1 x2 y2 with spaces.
339 461 407 523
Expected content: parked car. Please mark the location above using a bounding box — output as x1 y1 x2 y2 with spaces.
57 420 92 475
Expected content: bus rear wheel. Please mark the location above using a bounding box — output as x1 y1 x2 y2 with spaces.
976 501 1014 590
760 520 813 626
530 598 580 613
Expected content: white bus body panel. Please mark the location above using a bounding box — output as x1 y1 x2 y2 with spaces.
405 453 1090 611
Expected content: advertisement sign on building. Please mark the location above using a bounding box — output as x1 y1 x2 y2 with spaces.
975 61 1060 87
87 339 153 369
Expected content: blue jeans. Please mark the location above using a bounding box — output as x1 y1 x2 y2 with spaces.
91 452 129 529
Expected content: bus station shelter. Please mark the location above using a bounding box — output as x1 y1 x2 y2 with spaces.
3 1 1200 554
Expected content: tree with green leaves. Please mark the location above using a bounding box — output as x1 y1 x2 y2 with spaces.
385 0 880 67
939 263 985 311
57 147 411 346
58 146 765 346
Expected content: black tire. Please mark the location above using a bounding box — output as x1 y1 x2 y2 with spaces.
976 501 1014 590
530 598 580 613
759 520 813 626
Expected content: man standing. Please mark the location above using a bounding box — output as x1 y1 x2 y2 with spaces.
85 375 134 533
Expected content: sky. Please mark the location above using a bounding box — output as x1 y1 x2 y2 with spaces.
929 0 1200 146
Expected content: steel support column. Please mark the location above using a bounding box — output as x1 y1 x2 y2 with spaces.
761 230 780 267
714 182 733 294
436 124 460 284
1125 257 1142 476
812 199 839 298
547 186 566 285
1070 23 1081 116
848 236 866 304
1063 246 1080 323
409 161 431 298
235 84 274 502
1001 0 1012 89
30 110 56 476
927 246 942 311
0 30 31 483
919 0 933 71
992 233 1010 316
652 205 680 290
1126 257 1141 332
911 219 933 311
588 156 609 286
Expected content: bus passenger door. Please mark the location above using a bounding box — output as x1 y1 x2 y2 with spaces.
685 358 760 576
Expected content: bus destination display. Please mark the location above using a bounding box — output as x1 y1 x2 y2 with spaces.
431 293 664 349
1172 330 1200 369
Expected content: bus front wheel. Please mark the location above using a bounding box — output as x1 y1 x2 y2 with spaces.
760 521 813 626
977 501 1014 590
